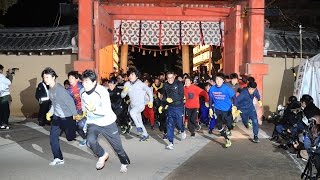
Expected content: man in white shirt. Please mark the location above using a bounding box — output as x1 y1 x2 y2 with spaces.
81 70 130 173
0 64 11 129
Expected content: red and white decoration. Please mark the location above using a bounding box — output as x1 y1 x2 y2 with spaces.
114 20 224 46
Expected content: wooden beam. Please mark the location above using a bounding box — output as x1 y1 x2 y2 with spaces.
104 6 231 17
78 0 94 61
101 0 233 6
112 15 227 21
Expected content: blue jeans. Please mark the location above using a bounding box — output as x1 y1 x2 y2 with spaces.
240 109 259 136
275 124 285 134
50 115 76 159
167 106 184 143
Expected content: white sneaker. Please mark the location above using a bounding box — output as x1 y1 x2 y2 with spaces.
49 158 64 166
120 164 128 173
181 131 186 140
166 143 174 150
96 152 109 170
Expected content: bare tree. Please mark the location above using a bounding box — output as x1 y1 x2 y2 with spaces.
0 0 18 15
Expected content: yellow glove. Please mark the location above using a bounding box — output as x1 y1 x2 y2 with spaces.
123 86 129 93
166 98 173 103
46 112 52 121
231 106 242 119
73 114 83 121
232 106 237 115
73 110 87 121
258 100 263 107
158 106 163 114
147 102 153 108
85 102 96 112
183 96 186 103
209 109 214 118
205 102 209 108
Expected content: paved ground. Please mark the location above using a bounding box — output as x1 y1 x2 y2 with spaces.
0 118 306 180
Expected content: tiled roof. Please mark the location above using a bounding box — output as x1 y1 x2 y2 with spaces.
0 26 78 53
264 28 320 56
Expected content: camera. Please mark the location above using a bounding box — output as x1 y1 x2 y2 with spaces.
6 68 19 75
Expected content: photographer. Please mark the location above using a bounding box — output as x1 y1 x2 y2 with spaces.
300 94 320 120
271 96 302 142
303 115 320 178
0 64 11 129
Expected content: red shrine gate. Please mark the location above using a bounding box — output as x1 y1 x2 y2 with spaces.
74 0 268 97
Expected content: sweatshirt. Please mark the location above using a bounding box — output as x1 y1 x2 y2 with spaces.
121 79 153 107
209 83 235 111
184 84 209 109
81 84 116 126
0 74 11 97
234 88 255 113
48 83 77 118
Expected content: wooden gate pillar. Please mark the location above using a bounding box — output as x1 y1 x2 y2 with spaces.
120 45 128 73
182 45 190 74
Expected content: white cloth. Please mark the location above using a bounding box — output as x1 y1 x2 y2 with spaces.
0 74 11 97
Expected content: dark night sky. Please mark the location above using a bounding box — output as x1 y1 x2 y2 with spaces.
0 0 77 27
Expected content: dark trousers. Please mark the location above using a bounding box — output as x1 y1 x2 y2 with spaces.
241 109 259 136
158 112 167 134
114 106 130 127
87 122 130 165
215 109 232 140
38 100 50 124
167 106 184 143
186 108 198 134
50 115 76 160
0 95 10 126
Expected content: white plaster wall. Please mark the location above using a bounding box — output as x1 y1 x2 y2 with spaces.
263 56 301 115
0 54 77 117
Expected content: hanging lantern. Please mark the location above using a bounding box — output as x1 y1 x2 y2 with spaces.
138 48 141 52
170 49 173 53
165 50 168 56
160 51 162 55
131 46 135 52
176 48 179 54
142 49 146 55
154 51 157 57
149 50 152 54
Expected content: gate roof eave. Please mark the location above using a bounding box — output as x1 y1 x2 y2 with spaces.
100 0 235 7
103 5 231 19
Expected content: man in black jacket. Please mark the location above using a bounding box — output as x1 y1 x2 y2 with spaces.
162 71 186 150
35 76 51 126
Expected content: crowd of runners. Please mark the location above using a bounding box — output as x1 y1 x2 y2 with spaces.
1 64 264 173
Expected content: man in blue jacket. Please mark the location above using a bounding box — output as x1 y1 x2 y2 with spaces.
234 81 260 143
208 73 235 148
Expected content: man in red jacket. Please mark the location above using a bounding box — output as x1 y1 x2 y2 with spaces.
184 76 209 137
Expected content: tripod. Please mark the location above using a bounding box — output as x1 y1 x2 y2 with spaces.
301 153 319 179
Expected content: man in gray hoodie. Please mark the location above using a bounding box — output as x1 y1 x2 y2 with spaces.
42 67 78 166
121 68 153 141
